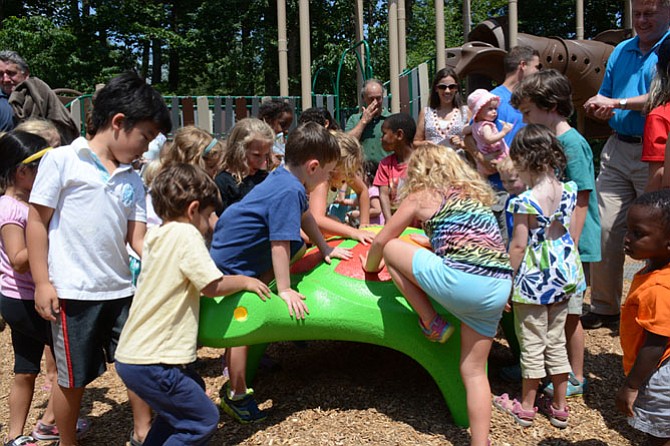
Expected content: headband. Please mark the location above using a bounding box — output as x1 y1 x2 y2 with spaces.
203 138 218 155
22 147 52 165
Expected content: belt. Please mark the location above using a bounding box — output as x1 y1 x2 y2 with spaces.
615 133 642 144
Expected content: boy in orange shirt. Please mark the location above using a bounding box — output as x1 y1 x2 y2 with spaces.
616 190 670 446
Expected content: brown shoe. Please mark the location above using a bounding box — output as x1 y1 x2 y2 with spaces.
581 312 619 329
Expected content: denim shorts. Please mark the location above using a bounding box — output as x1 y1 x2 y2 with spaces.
412 248 511 337
629 358 670 438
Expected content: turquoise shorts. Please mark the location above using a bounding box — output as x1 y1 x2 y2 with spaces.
412 248 511 337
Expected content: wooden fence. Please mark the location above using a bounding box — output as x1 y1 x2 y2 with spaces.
64 63 434 138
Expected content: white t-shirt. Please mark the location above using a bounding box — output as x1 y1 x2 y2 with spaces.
115 222 223 365
29 137 146 301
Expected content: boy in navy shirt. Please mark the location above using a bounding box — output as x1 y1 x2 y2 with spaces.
210 122 351 422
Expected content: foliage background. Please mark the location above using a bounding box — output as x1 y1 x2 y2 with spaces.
0 1 622 108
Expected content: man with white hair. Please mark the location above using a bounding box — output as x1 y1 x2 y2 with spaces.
0 50 29 130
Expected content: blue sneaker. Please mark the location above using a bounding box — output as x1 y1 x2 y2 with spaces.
220 384 267 424
543 372 586 398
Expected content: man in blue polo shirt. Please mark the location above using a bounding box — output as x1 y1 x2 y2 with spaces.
582 0 670 329
0 50 29 131
491 45 541 146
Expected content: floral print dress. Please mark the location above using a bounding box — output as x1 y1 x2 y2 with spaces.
508 181 586 305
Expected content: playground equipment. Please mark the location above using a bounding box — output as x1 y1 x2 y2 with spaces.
198 228 471 427
431 18 622 138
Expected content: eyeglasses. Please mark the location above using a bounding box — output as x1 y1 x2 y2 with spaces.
437 83 458 91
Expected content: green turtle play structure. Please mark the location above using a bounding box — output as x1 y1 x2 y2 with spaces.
198 227 470 427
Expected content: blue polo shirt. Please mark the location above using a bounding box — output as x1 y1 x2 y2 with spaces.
0 92 14 131
599 31 670 136
491 84 524 146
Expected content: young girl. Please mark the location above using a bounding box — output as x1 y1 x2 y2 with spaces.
0 131 63 446
466 89 513 176
362 143 512 446
258 100 294 168
215 117 273 215
308 131 374 243
160 125 224 179
494 124 585 429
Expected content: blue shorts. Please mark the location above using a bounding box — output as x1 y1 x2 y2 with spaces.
51 297 131 388
412 248 511 337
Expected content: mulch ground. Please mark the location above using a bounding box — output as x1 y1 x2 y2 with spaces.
0 265 648 446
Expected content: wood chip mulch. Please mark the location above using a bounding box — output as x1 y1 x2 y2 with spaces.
0 285 647 446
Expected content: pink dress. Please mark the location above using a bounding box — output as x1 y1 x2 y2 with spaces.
471 120 509 176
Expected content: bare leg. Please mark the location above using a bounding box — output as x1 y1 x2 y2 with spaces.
459 324 494 446
227 346 249 395
51 385 85 446
128 389 152 442
383 239 491 445
44 345 57 390
40 346 57 425
564 315 584 382
383 240 436 325
521 378 540 412
550 373 569 410
7 373 37 439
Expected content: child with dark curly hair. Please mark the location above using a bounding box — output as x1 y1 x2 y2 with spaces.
493 124 585 429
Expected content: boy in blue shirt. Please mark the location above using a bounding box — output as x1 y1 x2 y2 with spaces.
512 69 601 397
210 122 352 423
27 72 172 446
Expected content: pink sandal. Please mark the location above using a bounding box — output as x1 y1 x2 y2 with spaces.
493 393 537 427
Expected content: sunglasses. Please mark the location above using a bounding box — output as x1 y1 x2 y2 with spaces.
437 83 458 91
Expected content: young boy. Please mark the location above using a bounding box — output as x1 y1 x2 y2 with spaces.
374 113 416 222
27 72 172 446
615 190 670 446
115 164 271 445
209 122 351 423
511 69 601 397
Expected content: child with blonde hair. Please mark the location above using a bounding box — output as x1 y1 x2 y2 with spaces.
215 118 274 214
494 124 585 429
308 131 374 243
363 143 512 446
15 119 61 148
161 125 224 178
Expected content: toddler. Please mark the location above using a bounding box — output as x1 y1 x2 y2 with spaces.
116 164 270 445
494 124 585 429
615 190 670 446
466 89 513 176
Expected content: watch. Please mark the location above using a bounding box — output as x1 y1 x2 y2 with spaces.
619 98 628 110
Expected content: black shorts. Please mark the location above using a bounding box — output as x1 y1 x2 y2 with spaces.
51 297 132 388
0 294 51 374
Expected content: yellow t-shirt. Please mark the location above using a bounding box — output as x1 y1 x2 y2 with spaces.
620 264 670 375
116 222 223 365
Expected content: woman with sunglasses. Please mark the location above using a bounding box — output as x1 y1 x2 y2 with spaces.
414 68 470 150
